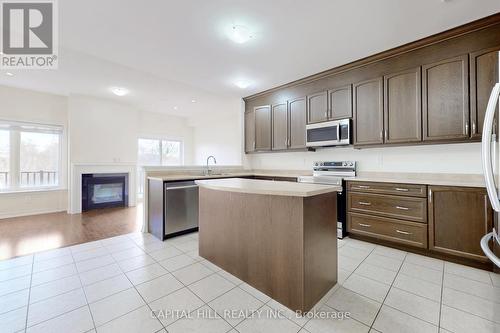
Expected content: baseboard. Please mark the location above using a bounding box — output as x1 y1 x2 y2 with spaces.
0 208 67 220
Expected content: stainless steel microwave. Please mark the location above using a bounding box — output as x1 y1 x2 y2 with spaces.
306 119 351 147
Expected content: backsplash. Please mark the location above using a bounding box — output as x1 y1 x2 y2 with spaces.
246 142 482 174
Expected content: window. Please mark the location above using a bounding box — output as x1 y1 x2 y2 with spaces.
0 130 9 188
138 138 183 166
0 120 62 190
137 138 183 197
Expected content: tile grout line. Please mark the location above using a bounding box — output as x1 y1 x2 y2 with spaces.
69 247 97 333
368 250 408 331
22 255 34 333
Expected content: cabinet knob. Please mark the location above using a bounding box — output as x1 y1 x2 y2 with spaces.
359 223 371 228
396 230 412 235
358 201 371 206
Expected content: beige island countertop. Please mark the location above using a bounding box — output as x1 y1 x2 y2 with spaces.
195 177 341 197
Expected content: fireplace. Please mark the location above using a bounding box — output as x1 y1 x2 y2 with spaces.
82 173 129 211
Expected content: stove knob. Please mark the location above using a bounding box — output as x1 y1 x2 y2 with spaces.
342 162 347 166
349 162 354 166
314 162 319 166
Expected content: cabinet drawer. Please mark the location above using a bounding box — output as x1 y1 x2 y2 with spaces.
348 192 427 223
348 213 427 248
348 181 427 197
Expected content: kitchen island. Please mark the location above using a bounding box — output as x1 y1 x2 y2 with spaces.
196 178 340 312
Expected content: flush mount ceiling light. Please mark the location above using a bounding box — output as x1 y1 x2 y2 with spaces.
228 25 253 44
111 87 129 96
5 72 14 77
191 99 196 103
173 106 178 110
234 79 252 89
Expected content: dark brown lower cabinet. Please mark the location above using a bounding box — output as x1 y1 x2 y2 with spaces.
428 186 493 262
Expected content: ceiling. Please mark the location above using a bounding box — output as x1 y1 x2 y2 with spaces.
0 0 499 118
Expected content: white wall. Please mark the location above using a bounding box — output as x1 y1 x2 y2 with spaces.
191 99 243 166
0 85 68 218
247 143 482 174
68 95 194 165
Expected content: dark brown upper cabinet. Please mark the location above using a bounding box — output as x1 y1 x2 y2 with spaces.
272 102 288 151
422 55 470 142
470 46 500 139
383 67 422 144
353 78 384 146
307 91 328 124
244 110 255 153
288 97 307 149
328 85 353 120
428 186 493 262
254 105 272 151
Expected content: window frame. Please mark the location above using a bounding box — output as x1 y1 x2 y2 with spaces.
0 120 64 192
137 136 184 166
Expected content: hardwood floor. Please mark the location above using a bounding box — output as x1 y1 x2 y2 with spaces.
0 203 143 260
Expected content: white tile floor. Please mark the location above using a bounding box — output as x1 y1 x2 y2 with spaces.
0 232 499 333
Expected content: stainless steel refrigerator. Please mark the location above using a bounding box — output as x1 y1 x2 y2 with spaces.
481 51 500 269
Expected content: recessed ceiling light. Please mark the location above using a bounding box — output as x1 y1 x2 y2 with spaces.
111 87 129 96
5 72 14 77
228 25 253 44
173 106 178 110
191 99 196 103
234 79 252 89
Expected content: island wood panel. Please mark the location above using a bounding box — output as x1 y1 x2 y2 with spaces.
198 187 337 312
303 192 337 310
147 178 165 241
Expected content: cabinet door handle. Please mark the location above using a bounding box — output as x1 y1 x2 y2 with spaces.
395 188 409 192
384 129 388 142
472 120 476 134
359 223 371 227
358 201 371 206
395 206 409 210
357 185 370 189
465 121 469 135
396 230 412 235
253 141 256 149
380 131 383 141
429 189 432 203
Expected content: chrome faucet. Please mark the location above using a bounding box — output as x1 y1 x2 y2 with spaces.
206 155 217 175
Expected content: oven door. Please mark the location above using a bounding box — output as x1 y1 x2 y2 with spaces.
306 120 340 147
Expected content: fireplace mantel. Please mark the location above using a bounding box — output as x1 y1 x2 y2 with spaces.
69 163 136 214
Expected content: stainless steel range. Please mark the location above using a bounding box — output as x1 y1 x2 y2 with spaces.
298 161 356 239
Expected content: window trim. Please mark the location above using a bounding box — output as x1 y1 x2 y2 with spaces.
137 136 184 166
0 119 64 191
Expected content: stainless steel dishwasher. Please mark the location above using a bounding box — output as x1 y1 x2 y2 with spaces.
164 180 199 237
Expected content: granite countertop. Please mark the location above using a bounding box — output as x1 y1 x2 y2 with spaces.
195 178 341 197
346 172 485 188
